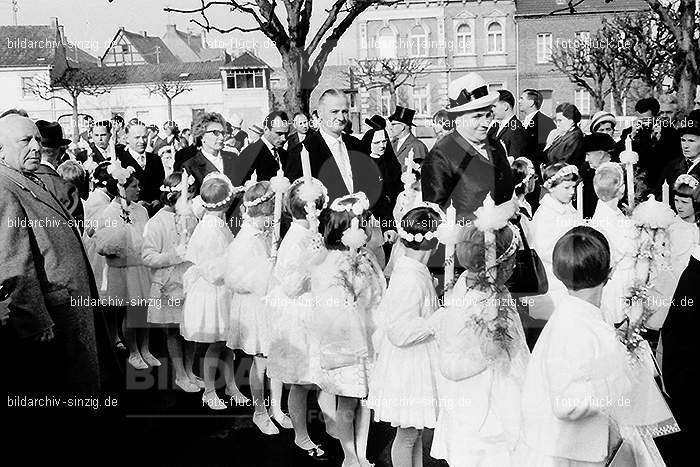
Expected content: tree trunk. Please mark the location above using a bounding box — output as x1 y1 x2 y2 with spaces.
72 94 79 144
167 96 173 122
281 49 315 115
594 95 606 112
389 82 397 110
677 64 695 115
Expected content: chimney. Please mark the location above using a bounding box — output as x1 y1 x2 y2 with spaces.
165 24 177 34
142 31 148 37
201 29 207 49
49 17 58 29
58 25 65 42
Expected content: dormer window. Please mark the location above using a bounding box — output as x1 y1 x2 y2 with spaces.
226 69 265 89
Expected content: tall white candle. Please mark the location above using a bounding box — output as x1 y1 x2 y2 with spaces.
273 169 284 244
576 182 584 218
444 201 456 290
301 146 312 183
662 181 670 205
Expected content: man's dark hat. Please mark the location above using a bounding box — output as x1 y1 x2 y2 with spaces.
678 110 700 136
583 132 616 153
364 115 387 131
35 120 71 148
387 106 416 126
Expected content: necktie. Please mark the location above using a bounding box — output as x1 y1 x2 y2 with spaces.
334 140 353 192
272 148 281 168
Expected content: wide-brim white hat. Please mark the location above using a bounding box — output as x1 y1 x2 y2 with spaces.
447 73 499 114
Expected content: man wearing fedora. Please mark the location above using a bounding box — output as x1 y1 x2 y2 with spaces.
422 73 514 223
388 105 428 168
34 120 85 231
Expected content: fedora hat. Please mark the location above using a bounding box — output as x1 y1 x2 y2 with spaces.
447 72 499 114
388 106 416 126
35 120 71 148
365 115 387 130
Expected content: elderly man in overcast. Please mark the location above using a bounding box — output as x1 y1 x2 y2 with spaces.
0 114 100 393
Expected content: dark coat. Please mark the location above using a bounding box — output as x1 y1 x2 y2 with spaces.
524 110 556 166
0 165 100 392
74 143 107 164
34 163 85 232
661 252 700 460
361 129 403 231
421 130 515 223
286 132 307 152
545 126 586 170
115 146 165 207
237 138 288 182
619 125 681 193
488 115 530 160
286 130 384 209
393 132 428 168
173 145 198 172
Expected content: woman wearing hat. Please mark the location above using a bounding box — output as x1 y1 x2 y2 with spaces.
589 111 617 138
360 115 403 236
544 103 586 170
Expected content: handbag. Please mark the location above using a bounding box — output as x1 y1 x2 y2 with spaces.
506 219 548 297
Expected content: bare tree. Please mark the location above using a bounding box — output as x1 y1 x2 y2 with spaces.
346 57 429 111
30 65 111 143
131 0 399 114
550 25 634 113
552 0 700 113
145 76 193 122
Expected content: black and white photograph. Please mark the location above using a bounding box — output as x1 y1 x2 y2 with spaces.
1 0 698 465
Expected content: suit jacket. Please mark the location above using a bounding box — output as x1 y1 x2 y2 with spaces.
74 143 107 164
394 133 428 168
173 145 199 172
286 132 308 152
0 165 100 392
237 138 288 182
488 115 530 160
421 130 514 223
115 146 165 206
524 111 556 166
657 157 700 209
286 130 384 209
621 125 683 195
545 126 586 170
34 163 85 232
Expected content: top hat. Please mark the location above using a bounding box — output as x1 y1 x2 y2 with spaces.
679 110 700 136
388 106 416 127
365 115 387 131
446 72 499 114
35 120 71 148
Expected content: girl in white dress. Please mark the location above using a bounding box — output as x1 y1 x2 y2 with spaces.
530 162 582 320
93 161 154 369
225 181 292 434
266 177 331 456
181 172 237 409
519 226 670 466
312 193 386 467
142 171 200 392
83 162 116 344
431 223 530 466
368 204 443 467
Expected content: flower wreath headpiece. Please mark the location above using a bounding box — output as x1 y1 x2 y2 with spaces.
594 162 625 191
673 174 699 197
290 177 330 222
473 195 521 264
513 157 536 189
243 186 275 208
396 202 447 243
106 160 135 186
160 174 195 193
542 164 578 190
200 172 241 209
330 191 370 216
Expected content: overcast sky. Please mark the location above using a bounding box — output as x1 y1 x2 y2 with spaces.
3 0 354 67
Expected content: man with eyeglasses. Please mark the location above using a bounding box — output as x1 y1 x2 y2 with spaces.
238 110 290 182
422 72 514 223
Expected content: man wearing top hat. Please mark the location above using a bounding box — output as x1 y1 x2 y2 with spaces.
422 73 514 223
388 105 428 168
34 120 85 231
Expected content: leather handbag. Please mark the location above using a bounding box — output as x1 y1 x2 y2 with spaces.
506 219 548 297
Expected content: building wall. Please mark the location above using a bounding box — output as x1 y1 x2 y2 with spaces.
0 67 55 121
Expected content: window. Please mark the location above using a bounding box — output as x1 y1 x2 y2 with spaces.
410 26 428 57
225 69 265 89
486 22 503 53
379 88 391 115
192 108 205 122
456 24 473 54
377 27 397 59
121 44 129 54
537 33 552 63
488 83 503 93
412 86 429 115
136 110 150 122
574 89 591 116
21 77 35 98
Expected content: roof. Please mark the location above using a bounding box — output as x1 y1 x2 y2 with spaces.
0 24 98 69
88 61 224 86
103 29 180 64
171 27 227 61
515 0 649 16
224 51 272 69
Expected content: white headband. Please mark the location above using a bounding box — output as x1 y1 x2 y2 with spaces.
396 202 447 243
160 174 195 193
330 192 370 216
200 172 240 209
543 164 578 189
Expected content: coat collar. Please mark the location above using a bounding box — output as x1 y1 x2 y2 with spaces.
0 164 73 224
540 193 576 215
451 131 494 167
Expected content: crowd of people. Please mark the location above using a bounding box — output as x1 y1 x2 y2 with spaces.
1 70 698 466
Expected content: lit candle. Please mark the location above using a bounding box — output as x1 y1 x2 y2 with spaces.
301 146 312 183
273 169 284 245
444 201 456 290
625 134 632 153
250 170 258 184
576 182 583 218
350 217 360 255
662 180 670 205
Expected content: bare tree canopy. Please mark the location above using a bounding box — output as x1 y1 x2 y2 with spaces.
145 75 193 122
347 57 429 110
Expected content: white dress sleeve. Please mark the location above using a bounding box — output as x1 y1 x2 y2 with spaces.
224 231 273 296
383 271 435 347
142 216 179 269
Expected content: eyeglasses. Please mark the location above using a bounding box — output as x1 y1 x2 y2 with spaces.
204 129 225 137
